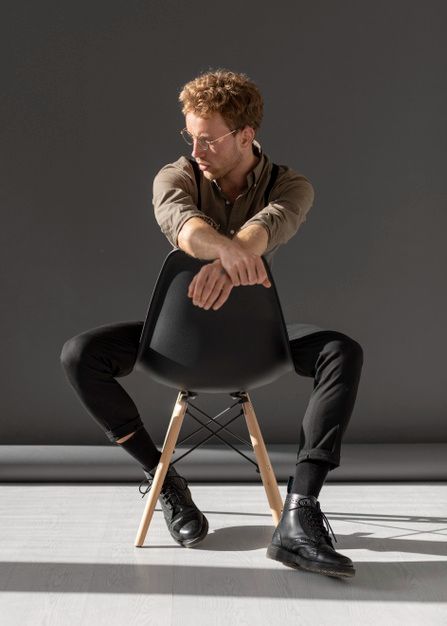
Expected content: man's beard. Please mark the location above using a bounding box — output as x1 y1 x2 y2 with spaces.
213 152 243 180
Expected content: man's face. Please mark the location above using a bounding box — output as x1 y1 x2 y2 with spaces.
185 111 245 183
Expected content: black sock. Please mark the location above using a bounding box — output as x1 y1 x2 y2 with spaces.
117 427 161 473
291 459 331 498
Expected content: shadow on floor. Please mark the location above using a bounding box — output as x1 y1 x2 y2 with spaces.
1 559 446 599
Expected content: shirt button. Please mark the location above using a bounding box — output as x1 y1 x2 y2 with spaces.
225 200 230 205
230 229 235 235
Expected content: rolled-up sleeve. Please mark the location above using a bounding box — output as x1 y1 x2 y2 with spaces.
152 164 219 248
238 170 315 253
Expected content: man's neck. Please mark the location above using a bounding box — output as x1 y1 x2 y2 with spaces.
217 150 260 199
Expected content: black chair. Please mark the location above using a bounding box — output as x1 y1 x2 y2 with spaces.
134 249 294 547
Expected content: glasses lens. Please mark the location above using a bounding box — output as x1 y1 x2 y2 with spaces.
181 130 209 150
181 129 193 145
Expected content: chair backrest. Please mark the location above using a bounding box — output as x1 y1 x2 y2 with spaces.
135 249 294 393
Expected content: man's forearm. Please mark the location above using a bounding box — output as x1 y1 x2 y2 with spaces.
233 224 269 255
177 217 232 259
179 218 270 290
177 217 269 261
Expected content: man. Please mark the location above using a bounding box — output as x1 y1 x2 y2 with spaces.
60 69 363 579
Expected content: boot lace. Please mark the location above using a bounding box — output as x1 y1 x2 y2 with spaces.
138 474 189 508
291 497 338 545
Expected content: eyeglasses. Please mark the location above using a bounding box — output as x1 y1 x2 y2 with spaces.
180 127 239 151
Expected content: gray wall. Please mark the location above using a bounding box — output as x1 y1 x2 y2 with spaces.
1 0 446 445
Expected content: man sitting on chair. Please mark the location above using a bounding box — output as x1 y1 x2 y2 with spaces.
60 68 363 579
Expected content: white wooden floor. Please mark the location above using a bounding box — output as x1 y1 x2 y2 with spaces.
1 482 446 625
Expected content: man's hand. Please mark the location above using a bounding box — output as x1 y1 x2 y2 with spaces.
219 240 271 288
187 259 234 311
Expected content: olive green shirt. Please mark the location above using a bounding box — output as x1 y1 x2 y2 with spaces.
152 140 315 265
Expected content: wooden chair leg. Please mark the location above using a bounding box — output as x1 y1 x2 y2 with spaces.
134 390 188 547
241 393 283 526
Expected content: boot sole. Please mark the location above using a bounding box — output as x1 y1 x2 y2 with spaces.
266 543 355 579
177 515 209 548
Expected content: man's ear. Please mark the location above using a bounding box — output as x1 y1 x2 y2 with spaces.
240 126 255 147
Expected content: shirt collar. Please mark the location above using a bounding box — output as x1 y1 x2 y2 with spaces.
248 139 264 186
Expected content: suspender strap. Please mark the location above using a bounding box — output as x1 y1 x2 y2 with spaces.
188 158 279 210
188 158 202 210
264 163 279 206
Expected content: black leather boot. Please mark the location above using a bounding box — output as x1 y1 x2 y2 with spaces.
139 464 209 547
266 476 355 578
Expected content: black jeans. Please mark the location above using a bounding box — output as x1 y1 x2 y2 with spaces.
60 321 363 470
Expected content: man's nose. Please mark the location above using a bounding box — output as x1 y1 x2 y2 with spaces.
191 139 206 159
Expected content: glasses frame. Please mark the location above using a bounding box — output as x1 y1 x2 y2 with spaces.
180 127 240 151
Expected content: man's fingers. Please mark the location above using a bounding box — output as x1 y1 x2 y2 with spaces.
242 261 257 285
191 280 201 303
232 259 269 286
229 261 253 286
229 259 269 286
190 271 208 304
199 277 219 305
227 267 241 287
190 259 271 301
211 283 233 310
188 275 197 298
202 279 228 310
256 258 270 286
193 280 210 305
191 264 227 306
237 264 250 286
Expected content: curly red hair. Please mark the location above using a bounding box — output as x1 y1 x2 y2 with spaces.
179 68 263 132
